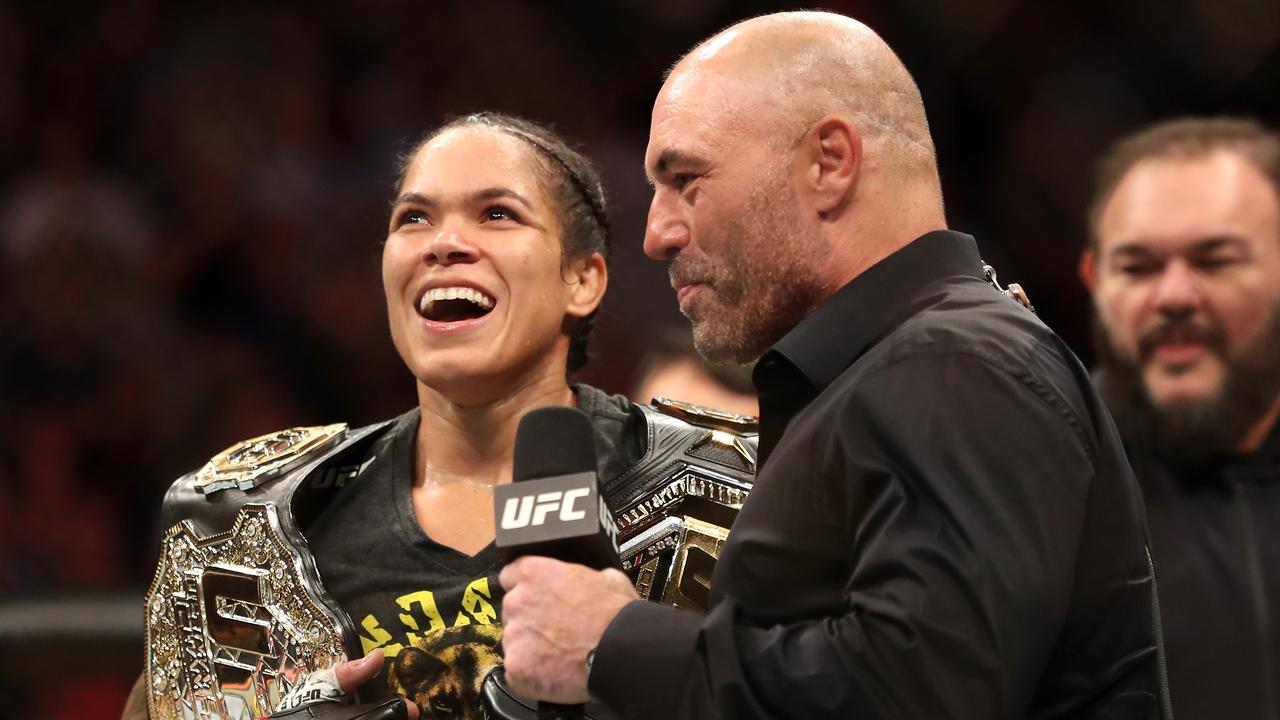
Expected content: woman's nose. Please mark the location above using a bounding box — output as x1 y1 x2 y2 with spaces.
423 228 480 266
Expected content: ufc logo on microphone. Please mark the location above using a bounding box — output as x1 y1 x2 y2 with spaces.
494 470 617 550
500 489 591 529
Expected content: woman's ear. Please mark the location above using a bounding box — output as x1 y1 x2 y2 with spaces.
564 252 608 319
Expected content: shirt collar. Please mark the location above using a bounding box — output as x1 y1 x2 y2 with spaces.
757 230 985 392
1220 415 1280 483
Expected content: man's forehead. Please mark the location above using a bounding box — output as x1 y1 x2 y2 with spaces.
1111 152 1273 206
1122 158 1271 217
647 76 716 160
648 67 765 164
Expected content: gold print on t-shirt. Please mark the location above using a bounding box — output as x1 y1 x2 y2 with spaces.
389 623 503 719
455 577 498 626
358 577 498 657
399 590 447 645
360 613 403 656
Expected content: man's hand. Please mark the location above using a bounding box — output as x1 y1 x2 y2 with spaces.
498 556 639 704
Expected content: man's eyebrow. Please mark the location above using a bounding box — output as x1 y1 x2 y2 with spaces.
1189 235 1247 254
1108 243 1157 259
646 148 703 182
1108 235 1249 260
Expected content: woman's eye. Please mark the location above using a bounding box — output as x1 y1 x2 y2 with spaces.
398 209 428 226
483 205 517 222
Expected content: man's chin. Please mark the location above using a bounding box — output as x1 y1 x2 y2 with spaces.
690 321 762 366
1142 366 1225 410
691 333 757 366
1143 374 1260 467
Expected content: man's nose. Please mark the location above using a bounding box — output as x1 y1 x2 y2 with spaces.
423 227 480 267
644 192 690 260
1153 260 1203 317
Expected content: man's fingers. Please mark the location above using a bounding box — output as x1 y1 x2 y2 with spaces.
499 555 560 591
334 649 385 693
498 557 524 591
600 567 638 595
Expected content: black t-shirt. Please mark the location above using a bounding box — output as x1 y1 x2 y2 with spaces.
307 386 641 718
308 408 504 716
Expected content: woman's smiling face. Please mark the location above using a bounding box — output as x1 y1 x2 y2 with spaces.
382 126 605 402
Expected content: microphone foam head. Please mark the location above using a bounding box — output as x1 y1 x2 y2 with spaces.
512 406 597 482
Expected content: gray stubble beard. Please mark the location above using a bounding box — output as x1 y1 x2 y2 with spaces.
686 175 825 366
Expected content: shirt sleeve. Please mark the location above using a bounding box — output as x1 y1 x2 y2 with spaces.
589 350 1105 719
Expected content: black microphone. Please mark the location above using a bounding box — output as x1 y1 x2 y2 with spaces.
495 406 621 720
495 406 621 570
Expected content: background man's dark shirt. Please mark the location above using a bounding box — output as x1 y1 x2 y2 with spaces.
590 231 1170 719
1110 406 1280 720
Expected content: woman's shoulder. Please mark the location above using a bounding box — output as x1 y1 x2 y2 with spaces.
573 383 635 423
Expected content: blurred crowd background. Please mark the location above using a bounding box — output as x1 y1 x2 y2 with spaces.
0 0 1276 716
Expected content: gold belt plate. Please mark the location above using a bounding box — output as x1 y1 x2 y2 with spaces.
619 472 749 612
193 424 347 495
144 504 348 719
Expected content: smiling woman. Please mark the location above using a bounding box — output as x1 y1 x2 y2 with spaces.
381 114 610 407
126 113 757 720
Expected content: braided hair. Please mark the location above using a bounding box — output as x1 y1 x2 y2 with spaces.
396 113 612 374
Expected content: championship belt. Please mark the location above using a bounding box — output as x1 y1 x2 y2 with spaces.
479 398 758 720
144 422 386 720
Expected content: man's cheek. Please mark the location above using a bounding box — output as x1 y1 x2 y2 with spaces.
1098 312 1141 363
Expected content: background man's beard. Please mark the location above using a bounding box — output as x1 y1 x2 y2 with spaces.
1094 305 1280 469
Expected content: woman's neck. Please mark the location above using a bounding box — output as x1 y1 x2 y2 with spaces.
413 373 576 489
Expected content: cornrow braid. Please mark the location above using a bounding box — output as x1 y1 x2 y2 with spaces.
496 124 613 244
396 113 613 373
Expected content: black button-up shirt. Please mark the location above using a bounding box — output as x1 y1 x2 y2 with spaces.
591 231 1169 719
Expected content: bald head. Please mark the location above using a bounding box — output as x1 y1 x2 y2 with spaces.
664 11 938 185
643 11 947 363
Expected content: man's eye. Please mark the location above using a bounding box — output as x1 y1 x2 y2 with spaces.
1195 257 1237 272
673 173 697 191
1118 264 1157 277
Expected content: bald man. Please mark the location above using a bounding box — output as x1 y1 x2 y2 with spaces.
500 12 1170 719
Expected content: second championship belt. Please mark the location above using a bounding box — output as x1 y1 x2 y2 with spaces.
617 398 757 612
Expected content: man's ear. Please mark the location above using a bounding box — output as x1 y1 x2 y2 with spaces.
564 252 608 319
1079 249 1098 291
798 115 861 217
